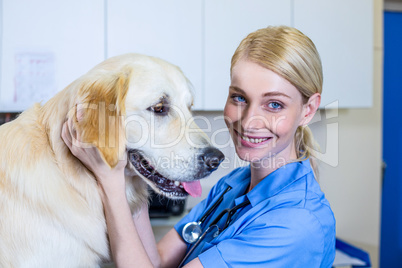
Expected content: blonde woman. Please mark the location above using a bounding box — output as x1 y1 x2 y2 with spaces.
62 26 335 267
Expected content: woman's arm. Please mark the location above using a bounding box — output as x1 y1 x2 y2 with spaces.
61 118 195 267
157 229 204 268
134 203 161 267
61 118 154 267
102 180 155 268
157 229 187 267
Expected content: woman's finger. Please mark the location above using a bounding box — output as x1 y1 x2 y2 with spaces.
61 121 73 149
66 116 76 140
67 116 83 149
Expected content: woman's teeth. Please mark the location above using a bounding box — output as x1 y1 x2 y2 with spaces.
241 135 269 144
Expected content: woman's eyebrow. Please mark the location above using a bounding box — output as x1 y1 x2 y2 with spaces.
229 86 245 94
263 92 291 98
230 86 291 99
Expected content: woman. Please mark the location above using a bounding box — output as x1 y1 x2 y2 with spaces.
62 26 335 267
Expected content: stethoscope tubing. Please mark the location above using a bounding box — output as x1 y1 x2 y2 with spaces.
178 225 219 268
178 186 251 267
198 186 232 224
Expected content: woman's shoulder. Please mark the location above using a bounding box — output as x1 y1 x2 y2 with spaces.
249 205 335 253
249 169 335 236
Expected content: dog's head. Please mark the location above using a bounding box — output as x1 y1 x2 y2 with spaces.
69 54 224 199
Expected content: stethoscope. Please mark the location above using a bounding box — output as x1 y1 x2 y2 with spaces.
178 186 251 267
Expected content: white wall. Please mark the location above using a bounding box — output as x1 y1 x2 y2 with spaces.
187 1 383 267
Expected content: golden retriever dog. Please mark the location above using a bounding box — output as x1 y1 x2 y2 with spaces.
0 54 224 267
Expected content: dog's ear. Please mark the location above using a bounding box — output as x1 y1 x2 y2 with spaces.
72 67 131 168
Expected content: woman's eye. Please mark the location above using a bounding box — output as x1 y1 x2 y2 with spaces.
148 102 169 115
268 102 283 110
233 95 246 103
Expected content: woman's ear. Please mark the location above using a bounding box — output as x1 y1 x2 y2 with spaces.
72 68 131 168
300 93 321 126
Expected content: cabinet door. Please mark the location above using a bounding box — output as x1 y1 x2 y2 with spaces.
0 0 104 112
107 0 203 109
204 0 292 111
294 0 374 108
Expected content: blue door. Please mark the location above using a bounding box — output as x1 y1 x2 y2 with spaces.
381 10 402 267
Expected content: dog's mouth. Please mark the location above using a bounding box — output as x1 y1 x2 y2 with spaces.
128 149 202 199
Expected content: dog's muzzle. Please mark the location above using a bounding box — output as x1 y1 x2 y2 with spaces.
128 148 224 199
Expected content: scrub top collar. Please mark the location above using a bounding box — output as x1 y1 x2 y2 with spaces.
224 159 313 208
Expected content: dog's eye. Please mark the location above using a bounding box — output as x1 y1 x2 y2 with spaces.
148 102 169 115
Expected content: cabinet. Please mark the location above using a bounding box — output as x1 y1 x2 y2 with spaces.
0 0 104 112
107 0 204 109
294 0 374 108
0 0 374 111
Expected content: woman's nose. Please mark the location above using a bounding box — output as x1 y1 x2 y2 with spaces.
241 105 268 130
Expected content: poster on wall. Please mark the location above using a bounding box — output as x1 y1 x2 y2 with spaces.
0 51 57 111
13 52 56 106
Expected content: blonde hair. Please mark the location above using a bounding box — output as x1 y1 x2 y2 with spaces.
231 26 322 177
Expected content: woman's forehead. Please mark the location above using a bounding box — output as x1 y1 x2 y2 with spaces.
230 59 302 100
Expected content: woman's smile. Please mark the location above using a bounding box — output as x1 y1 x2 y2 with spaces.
234 129 273 148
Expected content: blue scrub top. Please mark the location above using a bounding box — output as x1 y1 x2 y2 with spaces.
175 159 336 267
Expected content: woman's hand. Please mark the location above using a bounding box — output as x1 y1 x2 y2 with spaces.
61 116 127 193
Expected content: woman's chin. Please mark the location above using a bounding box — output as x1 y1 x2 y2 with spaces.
235 148 290 167
235 150 265 163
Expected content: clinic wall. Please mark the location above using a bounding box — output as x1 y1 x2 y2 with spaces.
188 1 383 267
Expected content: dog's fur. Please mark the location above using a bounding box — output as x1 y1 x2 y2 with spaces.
0 54 222 267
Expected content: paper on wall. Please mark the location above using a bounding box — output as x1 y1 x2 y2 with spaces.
13 52 56 106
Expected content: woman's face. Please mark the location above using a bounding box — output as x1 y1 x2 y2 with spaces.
224 59 308 164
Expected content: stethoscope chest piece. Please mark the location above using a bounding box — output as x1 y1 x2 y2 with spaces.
182 222 203 244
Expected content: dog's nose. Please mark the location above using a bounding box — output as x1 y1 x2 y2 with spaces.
200 148 225 172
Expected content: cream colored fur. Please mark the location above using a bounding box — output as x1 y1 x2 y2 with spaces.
0 54 212 267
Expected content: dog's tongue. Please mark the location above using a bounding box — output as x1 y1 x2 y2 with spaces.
182 181 202 197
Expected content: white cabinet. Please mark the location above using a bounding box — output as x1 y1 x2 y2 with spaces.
0 0 105 112
0 0 374 111
203 0 292 110
294 0 374 108
107 0 204 109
